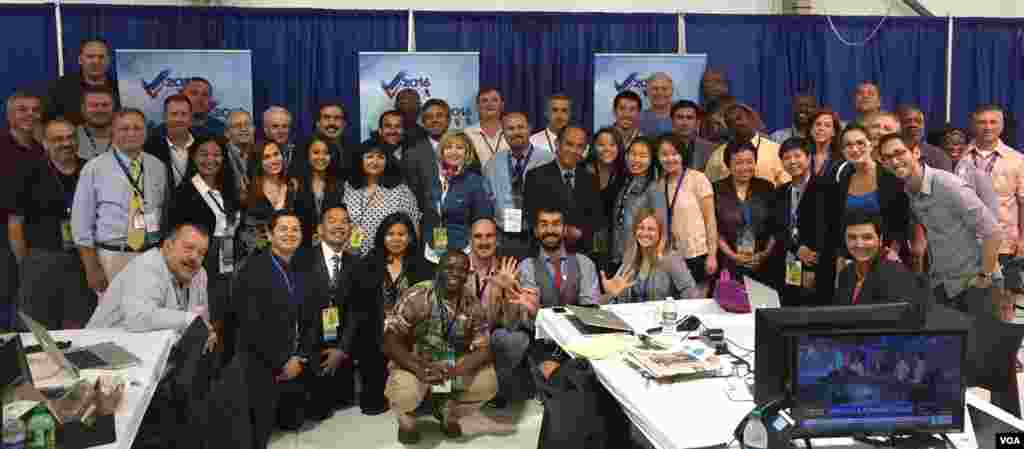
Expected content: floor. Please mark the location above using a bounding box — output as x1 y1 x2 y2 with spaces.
267 400 545 449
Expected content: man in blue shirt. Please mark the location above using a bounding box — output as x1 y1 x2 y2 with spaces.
637 72 675 137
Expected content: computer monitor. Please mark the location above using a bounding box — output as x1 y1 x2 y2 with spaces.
789 331 966 437
754 302 924 404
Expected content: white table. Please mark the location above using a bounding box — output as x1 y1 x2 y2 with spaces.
535 300 987 449
19 329 176 449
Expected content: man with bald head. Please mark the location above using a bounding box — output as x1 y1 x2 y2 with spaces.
896 105 953 172
524 126 605 255
262 105 295 170
853 82 882 126
638 72 675 136
700 68 730 108
483 112 554 259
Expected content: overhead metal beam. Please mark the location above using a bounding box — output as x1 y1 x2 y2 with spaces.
903 0 935 17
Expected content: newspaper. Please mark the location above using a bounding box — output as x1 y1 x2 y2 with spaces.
624 342 721 379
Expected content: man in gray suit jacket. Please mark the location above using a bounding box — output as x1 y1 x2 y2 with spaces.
87 222 211 335
403 98 452 236
671 100 715 171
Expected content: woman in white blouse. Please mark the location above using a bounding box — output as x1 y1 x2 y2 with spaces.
344 142 422 257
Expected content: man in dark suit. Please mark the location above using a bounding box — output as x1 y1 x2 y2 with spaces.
297 203 360 420
231 210 320 448
671 100 716 171
835 211 932 313
524 126 605 256
144 94 195 190
403 98 451 242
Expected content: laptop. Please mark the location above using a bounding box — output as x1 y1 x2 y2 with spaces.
20 312 141 384
566 305 633 332
743 276 781 309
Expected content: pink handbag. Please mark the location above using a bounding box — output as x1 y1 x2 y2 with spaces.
714 270 751 313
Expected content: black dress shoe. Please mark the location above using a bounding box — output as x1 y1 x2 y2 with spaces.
398 427 421 444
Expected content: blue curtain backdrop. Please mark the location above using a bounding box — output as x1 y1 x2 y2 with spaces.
951 18 1024 148
0 4 57 120
59 5 406 142
685 14 948 135
415 12 677 133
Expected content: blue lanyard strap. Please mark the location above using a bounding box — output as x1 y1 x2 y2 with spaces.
270 253 294 298
113 151 146 199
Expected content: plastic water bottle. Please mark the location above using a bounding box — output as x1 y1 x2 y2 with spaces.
25 406 55 449
741 412 769 449
661 296 678 335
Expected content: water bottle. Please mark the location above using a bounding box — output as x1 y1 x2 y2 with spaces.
741 412 769 449
738 227 756 262
26 406 55 449
2 415 26 449
661 296 678 335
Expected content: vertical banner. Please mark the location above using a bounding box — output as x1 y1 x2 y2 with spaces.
592 53 708 131
358 52 479 141
115 49 254 130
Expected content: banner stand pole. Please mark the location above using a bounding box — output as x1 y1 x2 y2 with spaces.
408 10 416 52
678 13 686 54
946 14 953 124
54 0 64 77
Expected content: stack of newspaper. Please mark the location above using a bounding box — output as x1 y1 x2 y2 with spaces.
624 341 721 379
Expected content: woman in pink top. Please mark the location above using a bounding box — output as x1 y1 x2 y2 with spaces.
647 134 719 292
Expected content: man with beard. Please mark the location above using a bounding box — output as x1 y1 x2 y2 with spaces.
10 119 94 329
395 88 427 145
464 88 509 166
44 39 120 125
530 94 571 153
483 112 554 260
671 100 715 171
363 110 405 161
524 126 604 255
77 87 115 160
306 102 349 180
896 105 953 172
181 77 225 138
704 103 788 186
770 92 817 144
879 133 1001 316
516 207 599 307
637 72 675 137
383 250 505 444
87 222 211 332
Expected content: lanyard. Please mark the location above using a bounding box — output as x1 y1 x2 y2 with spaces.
972 149 999 176
637 272 652 300
227 145 250 187
270 253 295 299
83 127 112 156
810 152 829 177
113 151 146 200
664 170 686 235
435 289 458 349
621 129 639 149
507 145 535 185
741 202 753 227
475 273 489 299
544 129 557 151
47 159 76 212
479 130 503 157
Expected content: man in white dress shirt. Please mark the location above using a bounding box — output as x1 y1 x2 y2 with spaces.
87 222 210 334
464 88 509 167
529 94 572 153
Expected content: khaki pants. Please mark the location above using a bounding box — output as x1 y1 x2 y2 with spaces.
97 248 139 285
385 362 498 421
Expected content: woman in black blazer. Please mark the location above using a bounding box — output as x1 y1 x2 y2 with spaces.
799 124 910 304
232 210 321 448
345 212 435 415
165 135 242 360
835 211 930 314
291 137 345 248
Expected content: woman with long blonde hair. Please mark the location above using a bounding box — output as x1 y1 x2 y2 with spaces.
600 207 700 303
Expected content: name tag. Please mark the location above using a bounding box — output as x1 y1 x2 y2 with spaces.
144 212 160 233
131 211 146 230
350 227 365 249
431 350 456 394
322 305 340 343
219 237 235 274
503 208 522 233
432 227 448 250
61 219 74 250
785 252 802 287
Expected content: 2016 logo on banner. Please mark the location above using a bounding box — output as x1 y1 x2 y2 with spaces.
614 72 650 95
380 71 432 99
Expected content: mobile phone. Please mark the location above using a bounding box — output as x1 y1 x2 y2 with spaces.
24 340 71 354
552 307 567 313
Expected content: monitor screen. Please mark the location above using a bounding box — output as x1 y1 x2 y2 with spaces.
790 332 965 437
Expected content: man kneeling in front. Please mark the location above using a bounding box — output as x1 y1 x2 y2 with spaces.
383 250 506 444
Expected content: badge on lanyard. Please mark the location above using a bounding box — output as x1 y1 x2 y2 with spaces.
145 211 160 234
219 237 235 274
311 230 321 247
433 227 448 250
350 227 365 249
131 209 146 230
322 305 340 343
785 252 803 287
503 208 522 233
61 219 74 250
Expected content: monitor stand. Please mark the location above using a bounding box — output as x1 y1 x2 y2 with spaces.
851 433 949 449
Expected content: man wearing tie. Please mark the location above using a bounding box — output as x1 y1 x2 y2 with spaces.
524 126 605 255
300 203 360 420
